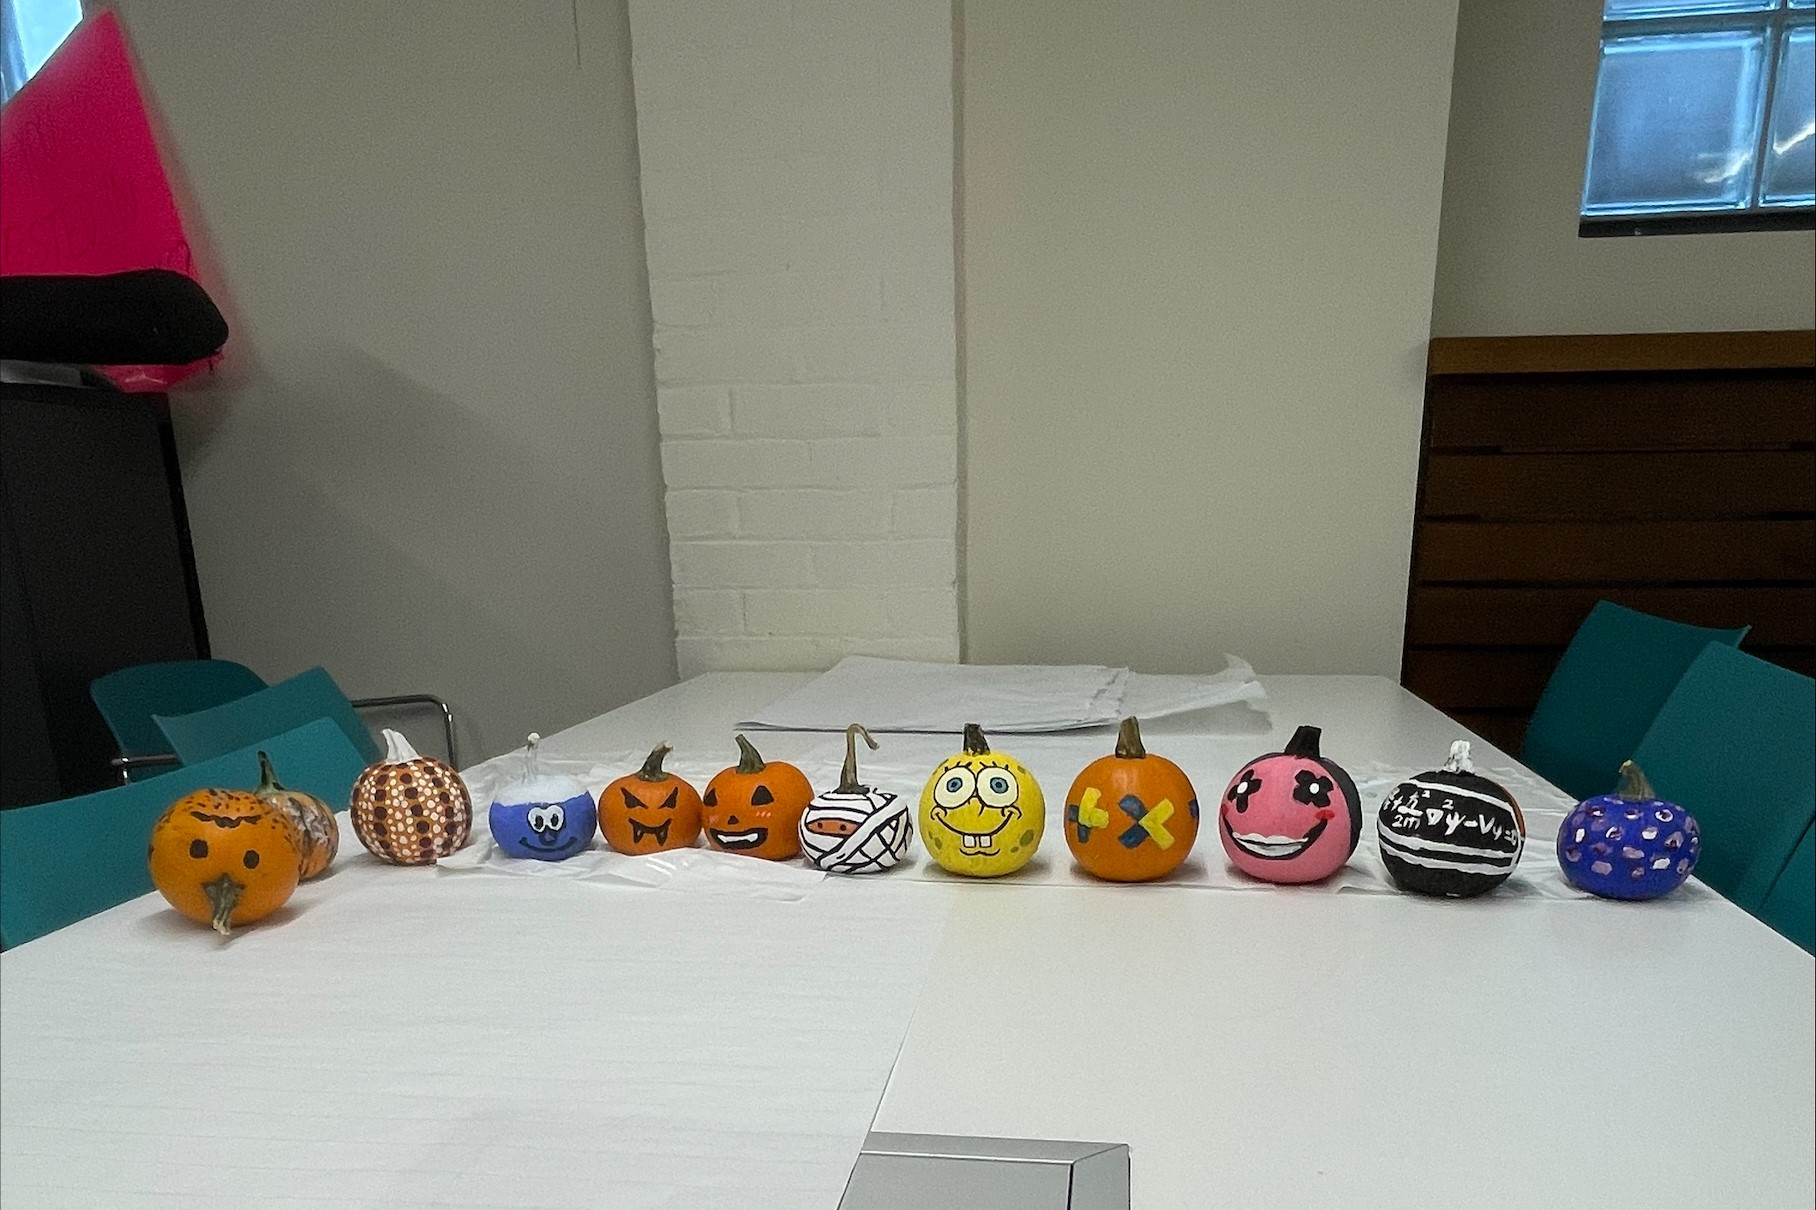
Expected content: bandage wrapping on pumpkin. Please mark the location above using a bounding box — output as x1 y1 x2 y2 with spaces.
798 724 909 875
489 733 596 862
351 728 473 866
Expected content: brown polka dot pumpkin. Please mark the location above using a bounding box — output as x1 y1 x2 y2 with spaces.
350 729 472 865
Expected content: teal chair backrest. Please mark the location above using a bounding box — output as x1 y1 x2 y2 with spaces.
1522 602 1748 801
0 718 368 949
155 666 380 767
1757 823 1813 955
89 659 267 762
1630 643 1816 912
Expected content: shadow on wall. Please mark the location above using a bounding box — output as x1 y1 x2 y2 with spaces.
171 346 676 761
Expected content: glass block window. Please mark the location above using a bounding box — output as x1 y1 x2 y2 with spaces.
1583 0 1816 232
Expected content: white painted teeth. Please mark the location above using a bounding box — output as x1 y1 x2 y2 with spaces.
1230 832 1308 857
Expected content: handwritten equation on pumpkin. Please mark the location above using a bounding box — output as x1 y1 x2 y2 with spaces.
1383 786 1520 849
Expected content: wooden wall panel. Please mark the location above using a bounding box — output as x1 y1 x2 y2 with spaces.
1402 334 1816 756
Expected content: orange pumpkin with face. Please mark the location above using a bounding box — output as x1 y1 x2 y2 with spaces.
148 788 304 935
702 734 814 860
598 743 703 854
1064 717 1200 882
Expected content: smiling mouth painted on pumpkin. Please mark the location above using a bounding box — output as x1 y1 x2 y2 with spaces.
628 819 671 846
710 827 768 851
930 806 1015 855
525 833 584 854
1222 815 1328 860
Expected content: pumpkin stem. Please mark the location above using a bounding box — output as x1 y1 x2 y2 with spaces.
1284 725 1322 759
1615 760 1656 802
203 874 241 937
838 723 879 794
524 733 542 779
636 742 674 782
1442 740 1473 775
734 734 767 775
381 728 422 765
1114 717 1147 760
962 723 990 756
255 751 286 795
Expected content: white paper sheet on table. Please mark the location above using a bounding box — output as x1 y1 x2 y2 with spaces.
738 655 1263 733
0 846 954 1210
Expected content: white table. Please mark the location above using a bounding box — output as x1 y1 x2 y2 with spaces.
5 674 1812 1208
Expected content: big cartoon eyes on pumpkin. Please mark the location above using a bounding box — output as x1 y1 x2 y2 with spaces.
933 767 977 808
976 768 1018 809
527 805 566 833
1228 772 1261 812
1292 771 1333 809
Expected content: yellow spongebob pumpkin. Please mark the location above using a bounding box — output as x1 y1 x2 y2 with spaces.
918 723 1045 877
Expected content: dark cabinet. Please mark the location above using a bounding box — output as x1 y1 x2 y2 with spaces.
1 380 208 807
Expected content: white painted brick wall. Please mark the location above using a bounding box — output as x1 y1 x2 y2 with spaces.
629 0 959 678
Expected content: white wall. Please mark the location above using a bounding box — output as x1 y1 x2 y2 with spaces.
1431 0 1816 336
961 0 1462 676
628 0 961 679
111 0 676 759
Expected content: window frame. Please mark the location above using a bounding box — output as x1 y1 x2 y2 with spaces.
1580 0 1816 237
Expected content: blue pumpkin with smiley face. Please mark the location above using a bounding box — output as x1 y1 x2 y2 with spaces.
488 734 596 861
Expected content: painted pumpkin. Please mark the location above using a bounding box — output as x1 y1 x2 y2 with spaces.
350 729 472 866
1377 740 1525 898
148 788 304 935
254 750 339 880
1064 716 1199 882
919 723 1045 877
488 733 596 862
799 724 911 875
703 734 814 860
598 742 702 854
1218 724 1360 884
1557 760 1700 900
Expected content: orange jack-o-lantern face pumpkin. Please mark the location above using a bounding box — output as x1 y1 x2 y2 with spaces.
1064 717 1200 882
148 788 304 935
702 735 814 861
598 743 703 854
350 729 473 866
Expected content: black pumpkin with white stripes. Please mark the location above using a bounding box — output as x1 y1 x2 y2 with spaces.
1377 741 1525 898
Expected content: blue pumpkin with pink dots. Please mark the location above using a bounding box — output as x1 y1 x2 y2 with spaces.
488 734 596 862
1557 760 1700 900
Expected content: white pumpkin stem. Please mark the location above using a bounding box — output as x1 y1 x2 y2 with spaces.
1442 740 1473 775
525 733 542 779
381 728 422 764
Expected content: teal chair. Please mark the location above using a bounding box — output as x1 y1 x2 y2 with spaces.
1630 643 1815 912
89 659 267 780
155 667 384 767
0 718 367 949
1758 823 1813 954
1521 602 1748 801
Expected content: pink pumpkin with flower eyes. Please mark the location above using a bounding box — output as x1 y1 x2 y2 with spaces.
1218 725 1361 884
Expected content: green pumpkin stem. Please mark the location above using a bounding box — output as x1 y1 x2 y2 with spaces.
255 751 285 796
839 723 879 794
962 723 990 756
204 874 242 937
636 742 674 782
1616 760 1656 802
1284 725 1323 759
1115 716 1148 760
734 734 767 775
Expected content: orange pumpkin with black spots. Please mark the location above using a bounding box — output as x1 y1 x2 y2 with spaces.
350 729 472 866
1064 717 1200 882
599 742 703 854
702 734 814 860
148 788 304 935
